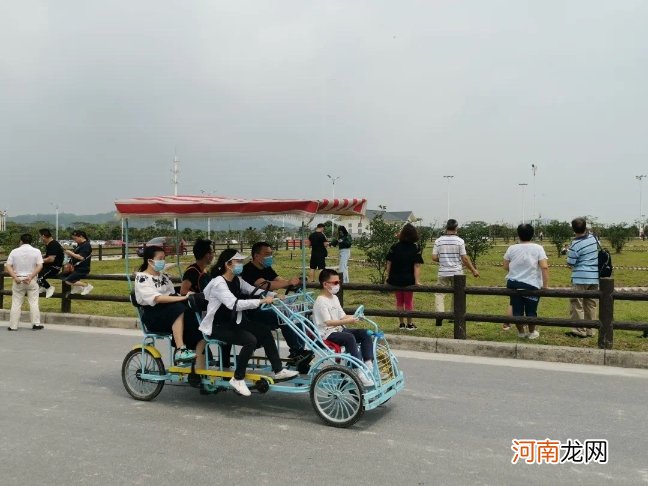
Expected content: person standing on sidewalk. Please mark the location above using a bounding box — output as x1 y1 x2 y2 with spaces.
37 228 64 298
566 217 599 338
431 219 479 326
386 223 423 330
5 234 44 331
503 224 549 340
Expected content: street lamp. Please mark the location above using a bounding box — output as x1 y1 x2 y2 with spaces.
50 203 59 240
327 174 341 234
636 175 646 236
531 164 538 227
443 175 454 220
200 189 215 240
518 183 528 224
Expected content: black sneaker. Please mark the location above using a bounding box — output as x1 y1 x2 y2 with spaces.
32 325 44 331
406 323 418 331
399 323 406 330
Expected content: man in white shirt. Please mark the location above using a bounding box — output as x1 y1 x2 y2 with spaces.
5 234 44 331
432 219 479 326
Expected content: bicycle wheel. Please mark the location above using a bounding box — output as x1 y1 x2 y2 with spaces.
121 348 166 401
310 365 364 428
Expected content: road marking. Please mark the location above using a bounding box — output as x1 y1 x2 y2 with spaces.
394 349 648 378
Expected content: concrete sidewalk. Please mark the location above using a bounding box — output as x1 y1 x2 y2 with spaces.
2 309 647 369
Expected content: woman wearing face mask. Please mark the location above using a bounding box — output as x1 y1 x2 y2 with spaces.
199 249 299 397
134 246 205 364
312 269 374 387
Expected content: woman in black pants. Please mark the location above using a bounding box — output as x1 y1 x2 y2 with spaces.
199 249 298 396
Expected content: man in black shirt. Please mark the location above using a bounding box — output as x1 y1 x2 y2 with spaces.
37 228 64 298
180 239 214 296
242 241 313 365
308 223 329 282
62 230 93 295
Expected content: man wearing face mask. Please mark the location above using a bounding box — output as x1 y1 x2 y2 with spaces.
241 241 313 366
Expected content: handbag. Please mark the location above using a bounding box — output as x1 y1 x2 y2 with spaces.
595 237 613 278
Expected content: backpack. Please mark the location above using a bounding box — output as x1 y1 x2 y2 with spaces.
596 238 613 278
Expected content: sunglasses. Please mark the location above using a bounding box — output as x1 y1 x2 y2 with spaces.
327 281 341 285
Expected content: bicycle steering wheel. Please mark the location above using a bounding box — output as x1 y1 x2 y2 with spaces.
353 305 365 319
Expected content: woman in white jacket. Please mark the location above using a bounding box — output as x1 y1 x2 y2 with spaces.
199 249 298 396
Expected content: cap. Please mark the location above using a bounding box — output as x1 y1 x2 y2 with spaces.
227 252 249 262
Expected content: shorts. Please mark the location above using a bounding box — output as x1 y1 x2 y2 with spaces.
506 279 540 317
395 290 414 310
309 253 326 270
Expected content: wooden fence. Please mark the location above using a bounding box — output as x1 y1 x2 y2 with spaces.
1 273 647 349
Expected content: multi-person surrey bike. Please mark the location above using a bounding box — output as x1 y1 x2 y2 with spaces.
115 195 405 428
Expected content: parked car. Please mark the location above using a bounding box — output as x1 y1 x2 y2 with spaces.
136 237 188 257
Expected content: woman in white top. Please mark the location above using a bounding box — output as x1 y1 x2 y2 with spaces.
134 246 205 365
199 249 298 397
503 224 549 340
312 269 374 387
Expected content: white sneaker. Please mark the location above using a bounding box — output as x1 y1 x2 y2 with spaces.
81 284 94 296
38 287 46 294
274 368 299 380
528 331 540 340
358 370 374 388
45 286 55 299
518 332 528 339
229 378 251 396
69 286 82 294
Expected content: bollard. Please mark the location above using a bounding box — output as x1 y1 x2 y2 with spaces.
598 278 614 349
453 274 467 339
61 280 72 313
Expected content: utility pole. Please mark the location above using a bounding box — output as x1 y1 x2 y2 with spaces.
171 153 180 230
518 183 528 224
636 175 647 236
531 163 538 227
443 175 454 220
327 174 341 234
50 203 59 240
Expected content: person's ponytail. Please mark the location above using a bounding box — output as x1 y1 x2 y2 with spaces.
210 248 237 278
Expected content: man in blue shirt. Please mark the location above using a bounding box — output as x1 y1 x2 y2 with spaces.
566 217 598 338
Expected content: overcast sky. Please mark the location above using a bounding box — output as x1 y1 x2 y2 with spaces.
2 1 647 225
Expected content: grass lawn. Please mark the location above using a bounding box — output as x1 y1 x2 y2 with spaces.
3 239 648 351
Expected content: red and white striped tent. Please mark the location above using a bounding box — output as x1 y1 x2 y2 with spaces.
114 195 367 219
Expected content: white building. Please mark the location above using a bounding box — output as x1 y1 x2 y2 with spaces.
337 209 417 237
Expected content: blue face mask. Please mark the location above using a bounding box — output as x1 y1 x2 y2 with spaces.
232 263 244 276
262 256 274 268
151 260 165 272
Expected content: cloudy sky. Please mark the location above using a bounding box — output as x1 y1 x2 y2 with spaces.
2 1 647 225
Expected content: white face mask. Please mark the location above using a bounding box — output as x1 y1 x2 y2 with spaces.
328 284 340 295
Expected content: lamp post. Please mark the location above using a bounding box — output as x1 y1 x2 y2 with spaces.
443 175 454 220
50 203 59 240
200 189 215 240
327 174 341 234
518 183 528 224
531 163 538 227
636 175 646 236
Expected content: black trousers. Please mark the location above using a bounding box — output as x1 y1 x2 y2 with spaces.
37 266 60 289
211 321 282 380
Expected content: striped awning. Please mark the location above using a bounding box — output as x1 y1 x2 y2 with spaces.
114 195 367 219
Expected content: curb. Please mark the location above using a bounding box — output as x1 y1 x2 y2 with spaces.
2 310 647 370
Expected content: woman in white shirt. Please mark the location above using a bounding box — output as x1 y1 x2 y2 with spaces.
134 246 205 364
199 249 298 397
312 269 374 387
503 224 549 340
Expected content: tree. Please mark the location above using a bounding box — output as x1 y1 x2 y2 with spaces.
545 220 573 255
242 227 262 246
355 212 400 284
604 223 633 254
458 221 493 265
262 224 284 250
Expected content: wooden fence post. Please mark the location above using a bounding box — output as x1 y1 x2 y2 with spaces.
338 277 344 307
98 245 103 261
0 273 4 308
61 281 72 313
453 274 467 339
598 278 614 349
121 244 126 259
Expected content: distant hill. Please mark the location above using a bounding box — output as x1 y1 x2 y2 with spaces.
7 212 298 230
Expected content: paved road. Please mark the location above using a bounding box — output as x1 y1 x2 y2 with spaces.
1 323 647 486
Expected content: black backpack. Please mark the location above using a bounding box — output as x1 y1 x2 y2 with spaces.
596 238 613 278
